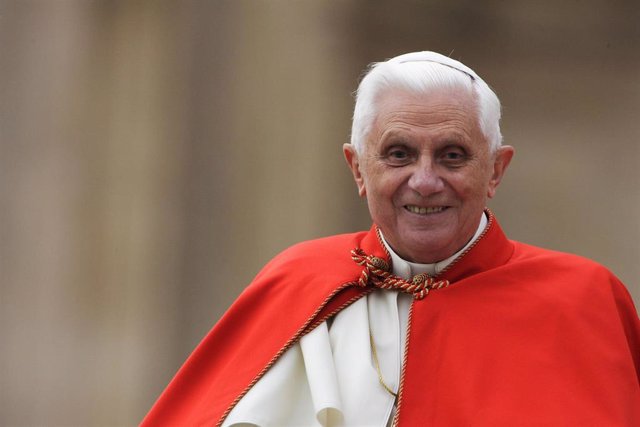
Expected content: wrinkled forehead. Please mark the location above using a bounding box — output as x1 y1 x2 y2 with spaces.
369 85 481 138
363 88 488 152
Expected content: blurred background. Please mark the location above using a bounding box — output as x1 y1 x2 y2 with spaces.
1 0 638 425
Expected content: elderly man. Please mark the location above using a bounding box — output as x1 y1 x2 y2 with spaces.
144 52 640 426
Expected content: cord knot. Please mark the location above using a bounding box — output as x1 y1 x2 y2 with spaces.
350 248 450 300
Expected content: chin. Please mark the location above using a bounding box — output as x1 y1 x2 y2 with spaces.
396 239 449 263
399 230 458 263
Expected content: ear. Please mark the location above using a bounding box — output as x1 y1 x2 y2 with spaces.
487 145 515 199
343 143 367 197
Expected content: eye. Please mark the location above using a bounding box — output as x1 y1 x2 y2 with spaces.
383 145 414 166
439 146 468 167
444 151 464 160
390 148 409 160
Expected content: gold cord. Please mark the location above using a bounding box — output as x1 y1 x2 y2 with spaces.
369 329 398 398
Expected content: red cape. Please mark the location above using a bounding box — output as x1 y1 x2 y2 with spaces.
143 214 640 426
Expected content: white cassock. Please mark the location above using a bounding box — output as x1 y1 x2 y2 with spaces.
223 215 487 427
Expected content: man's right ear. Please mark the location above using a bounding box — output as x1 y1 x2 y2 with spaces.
343 144 366 197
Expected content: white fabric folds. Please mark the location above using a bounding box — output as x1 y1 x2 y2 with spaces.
223 214 487 426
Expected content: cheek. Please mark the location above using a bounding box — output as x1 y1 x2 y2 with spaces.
467 162 493 189
364 172 403 210
451 170 490 202
363 166 389 193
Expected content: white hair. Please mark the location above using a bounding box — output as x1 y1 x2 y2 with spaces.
350 51 503 154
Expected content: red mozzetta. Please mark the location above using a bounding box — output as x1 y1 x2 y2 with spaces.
143 213 640 426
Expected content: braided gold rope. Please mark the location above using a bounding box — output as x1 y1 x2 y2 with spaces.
369 330 397 398
351 248 450 299
353 247 451 402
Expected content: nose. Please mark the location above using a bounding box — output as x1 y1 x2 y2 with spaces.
407 159 445 197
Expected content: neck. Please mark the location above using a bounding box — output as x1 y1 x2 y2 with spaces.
380 213 488 279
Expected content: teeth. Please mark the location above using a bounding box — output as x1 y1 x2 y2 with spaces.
406 205 445 215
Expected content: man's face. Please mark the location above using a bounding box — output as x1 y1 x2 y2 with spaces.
344 87 513 263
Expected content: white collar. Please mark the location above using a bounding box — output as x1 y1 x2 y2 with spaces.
380 213 488 280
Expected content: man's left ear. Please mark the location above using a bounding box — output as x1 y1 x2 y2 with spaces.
487 145 515 198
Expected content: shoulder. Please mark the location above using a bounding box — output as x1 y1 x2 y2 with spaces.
257 231 368 271
507 240 632 300
249 230 370 291
286 231 369 256
502 240 638 327
510 240 610 272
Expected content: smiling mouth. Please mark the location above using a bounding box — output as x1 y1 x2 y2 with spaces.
404 205 448 215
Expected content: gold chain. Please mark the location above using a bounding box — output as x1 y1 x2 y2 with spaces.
369 329 397 398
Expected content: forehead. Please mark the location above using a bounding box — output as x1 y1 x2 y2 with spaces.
368 87 482 146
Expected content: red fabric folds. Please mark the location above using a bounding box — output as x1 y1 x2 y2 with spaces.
143 215 640 426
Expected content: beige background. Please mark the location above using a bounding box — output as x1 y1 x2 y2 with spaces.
1 1 638 425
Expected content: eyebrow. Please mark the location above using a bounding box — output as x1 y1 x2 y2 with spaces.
379 128 470 145
378 130 413 145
